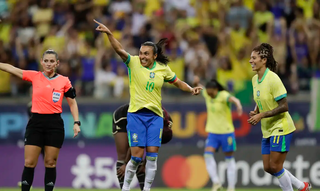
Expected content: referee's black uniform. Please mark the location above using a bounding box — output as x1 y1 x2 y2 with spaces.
27 101 45 157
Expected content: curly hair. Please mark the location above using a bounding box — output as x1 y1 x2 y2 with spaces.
253 43 277 72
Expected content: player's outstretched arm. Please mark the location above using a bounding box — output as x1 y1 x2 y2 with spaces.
173 78 202 95
228 96 243 116
66 97 81 138
192 75 204 88
93 19 128 62
0 62 23 79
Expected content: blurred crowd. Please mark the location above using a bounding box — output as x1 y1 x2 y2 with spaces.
0 0 319 98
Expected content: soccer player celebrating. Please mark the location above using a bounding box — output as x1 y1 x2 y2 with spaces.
248 43 311 191
113 103 173 190
94 19 202 191
194 77 242 191
0 49 81 191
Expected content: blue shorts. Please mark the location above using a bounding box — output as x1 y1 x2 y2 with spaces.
127 109 163 147
205 132 237 152
261 133 293 155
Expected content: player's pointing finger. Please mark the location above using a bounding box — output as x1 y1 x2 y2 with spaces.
93 19 101 25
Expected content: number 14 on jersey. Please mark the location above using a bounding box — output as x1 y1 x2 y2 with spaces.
257 100 263 110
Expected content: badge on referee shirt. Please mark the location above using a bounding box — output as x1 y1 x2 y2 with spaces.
52 92 61 103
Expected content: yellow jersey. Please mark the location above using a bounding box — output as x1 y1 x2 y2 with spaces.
202 89 234 134
125 54 177 117
0 70 11 94
252 68 296 138
297 0 315 19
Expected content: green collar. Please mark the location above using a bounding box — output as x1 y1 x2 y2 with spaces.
214 91 220 99
145 61 156 70
209 90 220 99
258 68 269 84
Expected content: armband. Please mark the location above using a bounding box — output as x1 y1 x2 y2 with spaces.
65 87 76 99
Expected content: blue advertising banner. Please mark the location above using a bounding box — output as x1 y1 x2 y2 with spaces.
0 102 318 145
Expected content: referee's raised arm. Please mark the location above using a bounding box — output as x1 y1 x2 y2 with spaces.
0 62 23 78
0 23 23 77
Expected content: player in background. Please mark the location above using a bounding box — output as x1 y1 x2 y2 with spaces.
113 104 173 190
248 43 311 191
94 19 202 191
194 77 242 191
0 49 81 191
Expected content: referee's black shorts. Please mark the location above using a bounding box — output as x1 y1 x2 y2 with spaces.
25 113 65 148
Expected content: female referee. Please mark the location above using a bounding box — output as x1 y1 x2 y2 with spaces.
113 104 173 190
194 77 242 191
248 43 311 191
0 49 81 191
94 19 202 191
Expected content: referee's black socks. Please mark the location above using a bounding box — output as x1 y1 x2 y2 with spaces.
21 166 35 191
45 167 56 191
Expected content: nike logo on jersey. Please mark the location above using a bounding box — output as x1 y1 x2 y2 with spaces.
116 126 121 130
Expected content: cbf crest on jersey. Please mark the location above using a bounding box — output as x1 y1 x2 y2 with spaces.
150 72 155 79
132 133 138 142
257 90 260 97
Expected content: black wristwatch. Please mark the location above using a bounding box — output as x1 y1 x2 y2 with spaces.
74 121 81 126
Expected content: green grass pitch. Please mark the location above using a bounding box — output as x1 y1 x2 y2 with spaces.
1 189 319 191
